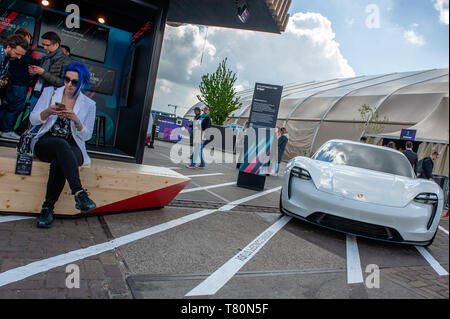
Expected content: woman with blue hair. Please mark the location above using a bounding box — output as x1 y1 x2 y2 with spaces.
30 62 96 228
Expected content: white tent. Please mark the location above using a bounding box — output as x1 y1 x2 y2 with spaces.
367 96 449 176
184 68 449 175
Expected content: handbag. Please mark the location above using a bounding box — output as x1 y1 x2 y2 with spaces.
17 127 36 154
16 87 56 154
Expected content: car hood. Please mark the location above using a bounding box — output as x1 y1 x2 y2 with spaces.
291 157 443 208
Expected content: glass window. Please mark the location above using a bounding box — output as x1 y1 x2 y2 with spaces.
312 141 414 178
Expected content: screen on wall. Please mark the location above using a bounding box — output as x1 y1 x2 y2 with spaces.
84 62 116 96
40 11 109 63
0 8 35 39
155 115 192 143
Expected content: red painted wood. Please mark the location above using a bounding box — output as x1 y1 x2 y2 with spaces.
82 180 189 215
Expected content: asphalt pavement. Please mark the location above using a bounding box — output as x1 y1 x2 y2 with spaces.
0 140 448 303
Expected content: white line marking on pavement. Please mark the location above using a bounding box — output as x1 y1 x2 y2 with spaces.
438 226 449 235
415 246 449 276
185 173 224 178
185 215 292 296
0 187 282 288
180 182 236 193
0 216 34 224
346 235 364 284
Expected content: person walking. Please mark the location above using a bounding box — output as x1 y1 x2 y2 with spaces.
418 151 438 181
402 141 418 174
0 28 38 139
30 62 96 228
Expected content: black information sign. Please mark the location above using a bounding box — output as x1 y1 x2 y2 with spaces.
15 153 33 176
237 83 283 191
247 83 283 129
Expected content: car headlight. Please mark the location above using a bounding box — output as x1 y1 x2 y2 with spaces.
414 193 438 205
414 193 439 230
288 167 311 199
290 166 311 180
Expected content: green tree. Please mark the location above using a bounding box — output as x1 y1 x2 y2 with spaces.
197 58 242 125
358 104 389 134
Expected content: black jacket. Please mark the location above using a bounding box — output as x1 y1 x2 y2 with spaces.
419 157 434 180
402 149 418 174
278 134 289 163
8 50 39 86
201 114 213 145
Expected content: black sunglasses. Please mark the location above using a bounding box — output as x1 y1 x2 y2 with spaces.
64 76 79 86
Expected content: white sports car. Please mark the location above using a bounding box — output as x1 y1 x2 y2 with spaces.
280 140 444 246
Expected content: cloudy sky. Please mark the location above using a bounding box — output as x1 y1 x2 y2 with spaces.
152 0 449 117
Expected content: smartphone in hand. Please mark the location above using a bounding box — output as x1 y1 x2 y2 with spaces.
55 102 66 111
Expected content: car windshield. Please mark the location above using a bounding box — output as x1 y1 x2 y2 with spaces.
312 141 414 178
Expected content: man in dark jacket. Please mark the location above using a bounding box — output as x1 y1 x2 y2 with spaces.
274 127 289 176
0 28 38 139
187 105 211 168
419 151 438 181
402 141 418 174
28 31 71 112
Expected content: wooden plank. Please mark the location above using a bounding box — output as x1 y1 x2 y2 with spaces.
0 147 190 216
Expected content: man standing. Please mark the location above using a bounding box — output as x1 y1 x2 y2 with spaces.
0 34 29 138
61 45 71 59
187 105 211 168
28 31 71 112
0 29 38 139
0 34 28 87
419 151 439 181
273 127 289 176
402 141 418 174
189 106 202 148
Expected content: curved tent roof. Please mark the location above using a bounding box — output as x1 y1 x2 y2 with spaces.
184 68 449 166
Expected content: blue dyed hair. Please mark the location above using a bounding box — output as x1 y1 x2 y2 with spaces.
63 62 90 97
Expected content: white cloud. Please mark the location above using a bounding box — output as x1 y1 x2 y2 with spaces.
403 29 426 46
433 0 449 24
153 12 355 117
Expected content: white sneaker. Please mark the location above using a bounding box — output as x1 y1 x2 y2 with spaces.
1 131 21 140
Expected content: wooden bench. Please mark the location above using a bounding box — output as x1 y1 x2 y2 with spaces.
0 146 190 216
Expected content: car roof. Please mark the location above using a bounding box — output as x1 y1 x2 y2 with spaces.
325 139 404 154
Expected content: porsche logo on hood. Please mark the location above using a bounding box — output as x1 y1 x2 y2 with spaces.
357 193 364 199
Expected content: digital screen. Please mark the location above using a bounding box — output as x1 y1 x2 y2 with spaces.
40 11 109 63
400 129 416 141
83 62 116 96
0 8 35 39
155 116 192 143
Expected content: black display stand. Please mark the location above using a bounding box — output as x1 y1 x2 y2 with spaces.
237 171 266 191
237 83 283 191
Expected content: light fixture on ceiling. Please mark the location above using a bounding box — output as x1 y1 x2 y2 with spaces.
98 17 106 24
237 1 250 24
41 0 50 6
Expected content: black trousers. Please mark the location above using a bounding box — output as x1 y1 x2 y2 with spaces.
34 135 84 209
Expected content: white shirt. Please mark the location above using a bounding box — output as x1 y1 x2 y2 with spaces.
30 86 96 166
